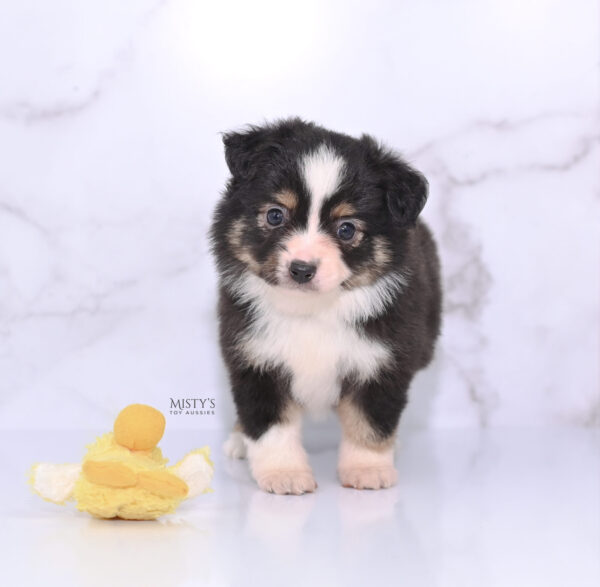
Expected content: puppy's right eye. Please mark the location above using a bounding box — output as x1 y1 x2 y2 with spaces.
266 207 284 226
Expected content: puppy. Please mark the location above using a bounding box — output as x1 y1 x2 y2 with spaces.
210 118 441 494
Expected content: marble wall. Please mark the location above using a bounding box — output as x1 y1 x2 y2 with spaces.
0 0 597 430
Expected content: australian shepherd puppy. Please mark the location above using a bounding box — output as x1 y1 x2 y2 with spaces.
210 118 441 494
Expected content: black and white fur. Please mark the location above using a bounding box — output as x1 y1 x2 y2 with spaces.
210 118 441 494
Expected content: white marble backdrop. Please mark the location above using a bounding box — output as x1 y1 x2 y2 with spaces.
0 0 597 430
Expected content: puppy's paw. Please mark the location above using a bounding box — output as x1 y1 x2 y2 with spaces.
223 431 247 459
256 469 317 495
338 466 397 490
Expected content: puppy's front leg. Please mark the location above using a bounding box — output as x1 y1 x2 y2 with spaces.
337 373 409 490
231 366 316 495
246 407 317 495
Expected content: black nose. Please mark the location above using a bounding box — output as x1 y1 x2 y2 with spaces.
289 260 317 284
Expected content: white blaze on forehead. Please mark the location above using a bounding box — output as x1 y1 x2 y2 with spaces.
301 144 345 232
281 144 347 290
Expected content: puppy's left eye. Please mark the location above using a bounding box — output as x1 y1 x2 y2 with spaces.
266 207 285 226
337 221 356 241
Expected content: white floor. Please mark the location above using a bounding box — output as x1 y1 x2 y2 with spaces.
2 427 599 587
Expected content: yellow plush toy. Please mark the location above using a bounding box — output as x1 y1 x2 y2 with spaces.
29 404 213 520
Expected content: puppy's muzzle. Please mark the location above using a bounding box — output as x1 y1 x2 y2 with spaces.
289 260 317 284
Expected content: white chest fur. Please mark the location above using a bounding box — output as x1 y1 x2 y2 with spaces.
232 273 404 414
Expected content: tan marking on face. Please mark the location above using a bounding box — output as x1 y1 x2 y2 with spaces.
343 235 392 288
281 231 351 292
372 236 392 265
227 218 244 249
260 248 281 282
349 230 365 247
274 190 298 210
330 201 356 219
257 204 271 229
344 268 376 288
228 218 261 273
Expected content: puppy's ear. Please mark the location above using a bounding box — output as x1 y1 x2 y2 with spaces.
361 135 428 227
384 162 428 227
222 126 269 179
223 118 313 180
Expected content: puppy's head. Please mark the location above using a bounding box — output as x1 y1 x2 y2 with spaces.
211 118 427 293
